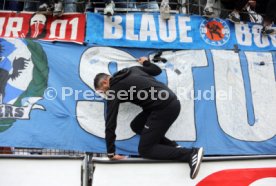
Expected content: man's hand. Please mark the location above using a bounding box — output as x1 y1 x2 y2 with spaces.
138 57 149 65
109 154 127 160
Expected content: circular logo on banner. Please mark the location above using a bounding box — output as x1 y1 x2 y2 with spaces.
0 38 48 132
200 18 230 46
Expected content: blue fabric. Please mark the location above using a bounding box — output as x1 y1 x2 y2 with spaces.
0 38 275 156
86 13 276 51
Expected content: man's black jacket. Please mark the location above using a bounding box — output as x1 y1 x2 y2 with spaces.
105 60 177 154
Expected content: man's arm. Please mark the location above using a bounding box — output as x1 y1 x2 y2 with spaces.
105 98 120 156
105 98 127 160
137 57 162 76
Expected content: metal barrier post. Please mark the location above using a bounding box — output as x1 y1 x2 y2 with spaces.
23 0 25 11
186 0 189 15
179 0 187 14
127 0 129 13
198 0 202 16
3 0 6 10
82 153 89 186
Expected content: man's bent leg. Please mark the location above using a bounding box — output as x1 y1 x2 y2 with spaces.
130 110 150 134
131 110 178 147
138 99 193 162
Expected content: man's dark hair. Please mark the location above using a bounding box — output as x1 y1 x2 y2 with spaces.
94 73 109 89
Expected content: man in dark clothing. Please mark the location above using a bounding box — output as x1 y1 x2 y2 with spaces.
94 57 204 179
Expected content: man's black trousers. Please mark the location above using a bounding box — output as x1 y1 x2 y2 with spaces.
130 99 193 162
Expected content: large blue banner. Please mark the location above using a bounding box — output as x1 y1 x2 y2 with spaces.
0 37 275 155
86 13 276 51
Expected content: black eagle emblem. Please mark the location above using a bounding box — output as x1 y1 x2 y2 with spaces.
0 57 30 104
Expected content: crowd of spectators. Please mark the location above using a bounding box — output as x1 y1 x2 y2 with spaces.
203 0 276 34
0 0 275 34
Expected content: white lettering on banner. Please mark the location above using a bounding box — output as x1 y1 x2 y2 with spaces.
140 14 158 41
126 14 138 41
159 16 177 42
0 18 5 36
252 25 270 48
0 98 43 119
102 14 276 48
235 23 276 48
0 14 83 42
78 47 141 140
49 20 68 39
77 48 276 142
149 50 207 141
69 18 78 40
4 18 23 37
178 16 193 43
269 34 276 47
213 50 276 141
77 48 207 141
235 23 252 46
104 16 123 39
103 14 193 43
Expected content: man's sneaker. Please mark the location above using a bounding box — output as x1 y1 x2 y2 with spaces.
104 1 115 16
160 0 171 20
228 10 240 23
189 147 204 179
53 1 63 17
203 7 215 18
262 25 275 35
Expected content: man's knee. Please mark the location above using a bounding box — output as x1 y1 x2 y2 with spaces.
138 144 150 157
130 121 141 134
171 99 181 117
138 139 155 158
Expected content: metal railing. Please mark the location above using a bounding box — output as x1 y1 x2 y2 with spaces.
0 0 260 21
0 147 85 156
0 0 196 14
